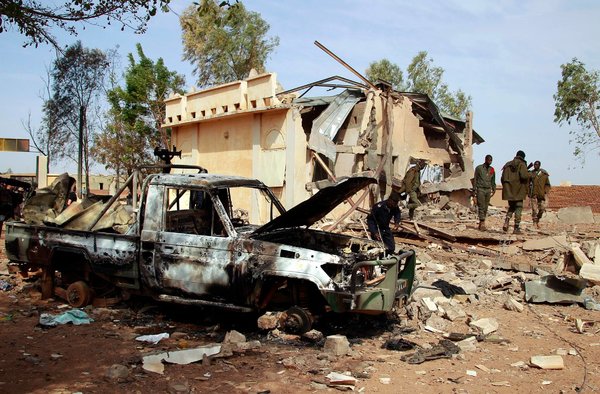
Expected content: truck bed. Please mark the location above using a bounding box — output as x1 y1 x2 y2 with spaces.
4 221 141 291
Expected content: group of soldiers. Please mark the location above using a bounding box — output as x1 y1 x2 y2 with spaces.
366 151 551 254
474 150 550 233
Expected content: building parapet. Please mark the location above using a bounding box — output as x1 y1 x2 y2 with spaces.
163 73 282 127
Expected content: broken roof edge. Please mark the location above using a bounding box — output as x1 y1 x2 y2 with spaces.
277 75 368 98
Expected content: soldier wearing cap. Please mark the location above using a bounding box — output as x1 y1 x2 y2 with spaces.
528 160 551 229
396 160 426 220
473 154 496 231
367 192 401 254
500 150 531 234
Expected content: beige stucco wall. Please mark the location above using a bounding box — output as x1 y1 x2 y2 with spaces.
170 108 310 221
173 115 254 178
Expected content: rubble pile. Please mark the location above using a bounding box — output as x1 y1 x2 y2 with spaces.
0 201 598 392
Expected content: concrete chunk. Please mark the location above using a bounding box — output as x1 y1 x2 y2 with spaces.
572 244 594 268
457 280 478 295
410 287 445 302
530 355 564 370
443 305 467 321
557 206 595 224
456 336 477 352
521 235 569 251
425 261 447 272
504 296 524 313
223 330 246 344
420 297 438 312
579 264 600 285
469 318 499 335
323 335 350 356
257 312 279 330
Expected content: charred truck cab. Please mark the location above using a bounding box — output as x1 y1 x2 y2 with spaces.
5 169 415 333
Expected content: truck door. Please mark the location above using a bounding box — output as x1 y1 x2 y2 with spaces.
154 186 235 299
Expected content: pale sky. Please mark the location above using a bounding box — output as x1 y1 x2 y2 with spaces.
1 0 599 184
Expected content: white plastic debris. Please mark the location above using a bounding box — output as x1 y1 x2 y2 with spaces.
135 333 170 344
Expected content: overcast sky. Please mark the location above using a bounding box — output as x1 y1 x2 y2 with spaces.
1 0 599 184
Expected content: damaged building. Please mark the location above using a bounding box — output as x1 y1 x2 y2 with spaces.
163 73 484 223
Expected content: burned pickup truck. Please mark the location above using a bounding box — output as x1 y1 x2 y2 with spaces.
5 168 415 332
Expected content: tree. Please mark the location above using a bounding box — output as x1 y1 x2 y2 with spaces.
365 59 405 90
554 58 600 160
43 41 110 195
94 43 185 177
0 0 171 48
365 52 472 118
180 0 279 87
406 51 472 118
23 66 57 172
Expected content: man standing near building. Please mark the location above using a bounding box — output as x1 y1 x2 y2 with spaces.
398 160 426 220
501 150 531 234
367 192 401 255
473 155 496 231
529 160 551 229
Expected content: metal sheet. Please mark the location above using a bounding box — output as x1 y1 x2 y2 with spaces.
252 176 375 234
308 90 363 161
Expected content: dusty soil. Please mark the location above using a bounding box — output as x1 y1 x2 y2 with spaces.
0 211 599 394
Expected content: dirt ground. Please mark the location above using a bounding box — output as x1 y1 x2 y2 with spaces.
1 211 599 394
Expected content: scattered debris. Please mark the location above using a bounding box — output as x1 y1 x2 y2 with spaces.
524 276 585 304
469 318 499 336
105 364 129 381
382 337 417 351
257 312 279 330
142 344 222 374
0 279 13 291
326 372 356 387
557 206 595 224
579 264 600 285
39 309 93 327
504 296 524 313
323 335 350 356
135 333 170 345
302 329 324 343
401 340 460 364
530 355 564 370
521 235 569 251
223 330 246 344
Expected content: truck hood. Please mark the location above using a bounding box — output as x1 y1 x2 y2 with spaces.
252 176 376 235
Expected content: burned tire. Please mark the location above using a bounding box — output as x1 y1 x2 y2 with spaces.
280 306 313 334
66 281 93 308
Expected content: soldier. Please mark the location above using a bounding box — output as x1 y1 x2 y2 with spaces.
529 160 550 229
473 154 496 231
500 150 531 234
366 192 401 255
397 160 426 220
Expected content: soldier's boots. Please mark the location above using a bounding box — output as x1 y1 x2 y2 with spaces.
502 217 510 232
513 224 522 234
409 209 415 221
478 220 486 231
533 218 540 229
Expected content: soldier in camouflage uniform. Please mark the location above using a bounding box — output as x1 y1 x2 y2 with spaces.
398 160 426 220
473 155 496 231
528 161 550 229
501 150 531 234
